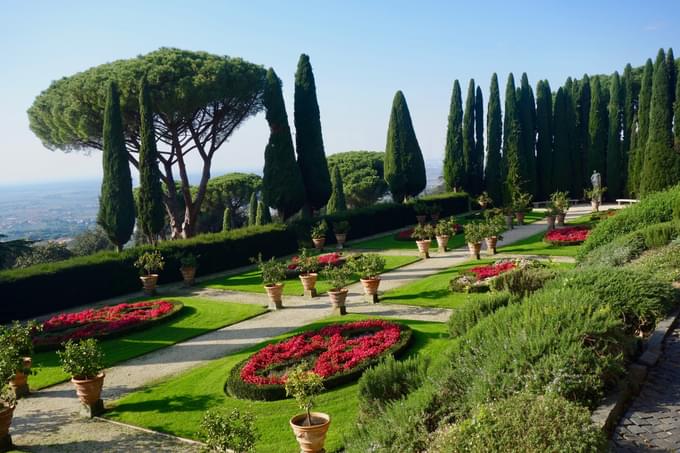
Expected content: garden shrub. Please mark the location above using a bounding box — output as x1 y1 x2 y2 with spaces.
638 221 680 249
579 231 646 267
490 267 559 297
200 408 259 453
447 291 512 337
630 241 680 283
428 392 607 453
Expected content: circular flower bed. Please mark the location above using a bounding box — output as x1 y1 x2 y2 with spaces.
32 300 184 350
450 258 540 293
545 226 590 246
226 320 412 401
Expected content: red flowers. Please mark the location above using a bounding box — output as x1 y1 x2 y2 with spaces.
240 320 403 386
33 300 177 347
545 226 590 245
288 253 342 270
469 262 516 280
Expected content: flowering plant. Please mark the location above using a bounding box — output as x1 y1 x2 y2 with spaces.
310 220 328 239
450 258 539 293
58 338 104 379
349 254 385 279
411 224 435 241
287 252 343 271
252 253 287 286
435 218 458 237
550 191 570 214
545 226 590 245
134 250 165 276
294 248 320 275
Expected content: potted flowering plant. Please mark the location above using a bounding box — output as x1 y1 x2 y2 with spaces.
310 220 328 250
285 365 329 453
58 338 105 417
435 218 457 252
511 191 533 225
1 321 41 398
297 248 320 298
350 254 386 303
464 221 486 260
482 214 506 255
584 187 607 212
179 253 198 286
411 224 435 258
332 221 350 249
501 206 514 229
545 202 559 230
134 250 165 295
550 191 569 226
477 191 492 209
412 200 429 225
0 346 19 450
252 253 287 310
322 263 353 315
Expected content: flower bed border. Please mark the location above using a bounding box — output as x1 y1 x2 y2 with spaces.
225 321 413 401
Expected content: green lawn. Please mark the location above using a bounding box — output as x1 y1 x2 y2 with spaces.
29 297 266 390
105 315 449 453
201 255 420 296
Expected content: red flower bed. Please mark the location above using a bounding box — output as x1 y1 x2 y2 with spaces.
287 252 343 270
545 226 590 245
33 300 181 348
469 261 516 280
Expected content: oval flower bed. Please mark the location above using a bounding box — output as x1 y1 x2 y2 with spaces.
544 226 590 246
226 320 412 401
33 300 184 350
450 258 539 293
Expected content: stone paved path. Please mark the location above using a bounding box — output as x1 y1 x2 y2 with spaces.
8 204 602 452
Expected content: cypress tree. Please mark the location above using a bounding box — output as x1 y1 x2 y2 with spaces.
627 112 640 196
517 73 537 196
473 86 484 195
384 91 427 201
622 64 635 191
552 87 572 192
462 79 476 192
97 81 135 252
631 58 655 196
222 207 232 232
675 60 680 151
294 54 332 211
443 81 465 192
565 78 581 195
667 48 676 109
640 50 679 195
485 74 503 205
502 73 521 205
256 201 271 226
136 78 166 245
606 71 624 198
262 68 306 220
248 192 257 226
588 77 608 186
535 80 553 199
575 75 591 189
326 165 347 214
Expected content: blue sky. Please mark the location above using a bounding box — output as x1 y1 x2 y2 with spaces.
0 0 678 185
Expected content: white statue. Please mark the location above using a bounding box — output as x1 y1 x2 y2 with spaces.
590 171 602 202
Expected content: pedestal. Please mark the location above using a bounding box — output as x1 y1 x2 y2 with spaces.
12 383 29 399
438 246 447 253
0 433 12 453
80 399 105 418
269 301 283 310
365 293 379 304
331 305 347 316
303 288 318 298
419 251 430 259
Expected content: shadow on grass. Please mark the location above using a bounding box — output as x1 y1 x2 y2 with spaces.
110 394 220 416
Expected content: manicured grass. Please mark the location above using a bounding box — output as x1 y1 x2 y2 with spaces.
106 315 449 453
29 297 267 390
201 255 420 296
497 214 595 257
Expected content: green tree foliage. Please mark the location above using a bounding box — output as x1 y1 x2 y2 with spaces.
462 79 476 192
384 91 427 201
256 201 272 226
136 78 165 244
28 48 267 239
502 74 521 205
517 73 537 196
607 71 624 198
675 57 680 152
627 112 641 197
327 151 388 208
552 87 572 192
667 48 676 110
326 165 347 214
443 80 465 192
294 54 332 211
68 227 114 256
535 80 553 199
222 207 232 232
261 68 305 220
564 78 581 195
485 74 503 205
575 75 591 188
588 77 608 185
622 64 635 173
199 173 261 232
248 192 258 226
13 242 74 268
630 59 655 197
473 86 485 195
97 82 135 252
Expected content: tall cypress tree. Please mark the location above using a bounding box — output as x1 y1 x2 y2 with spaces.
575 75 591 189
675 60 680 151
384 91 427 201
256 201 271 226
518 73 537 196
326 165 347 214
294 54 332 211
641 50 679 195
502 73 521 204
621 64 635 192
222 207 232 232
262 68 305 220
588 77 608 186
485 74 503 205
535 80 553 199
248 192 258 226
443 81 465 192
630 58 655 197
606 71 624 198
552 87 572 192
462 79 476 192
565 78 581 195
136 78 165 245
667 48 676 109
97 81 135 252
473 86 485 195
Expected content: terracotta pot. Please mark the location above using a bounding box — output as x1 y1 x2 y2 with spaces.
290 412 331 453
416 215 427 225
328 288 348 315
515 211 525 225
436 235 449 252
0 404 15 441
139 274 159 295
485 236 498 255
180 266 196 286
468 242 482 260
546 215 556 230
591 200 600 212
505 215 514 229
299 273 318 292
360 278 381 296
71 372 105 406
335 233 347 249
557 213 566 227
264 283 284 309
416 239 431 258
312 237 326 250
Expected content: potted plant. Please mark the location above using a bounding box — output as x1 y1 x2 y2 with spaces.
412 200 429 225
285 365 329 453
297 248 320 298
1 321 40 399
200 408 259 453
511 191 533 225
411 224 435 258
134 250 165 295
482 214 505 255
545 202 559 230
253 254 287 310
464 221 486 260
350 254 386 303
477 191 493 209
322 263 353 315
311 220 328 250
584 187 607 212
550 191 570 226
430 204 442 222
502 206 514 229
57 338 105 417
0 347 19 451
179 253 198 286
332 221 350 249
435 218 457 253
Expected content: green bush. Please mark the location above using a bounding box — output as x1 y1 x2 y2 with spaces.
200 408 259 453
639 221 680 248
357 355 429 419
630 241 680 283
447 292 512 337
579 231 646 267
490 267 559 297
57 339 105 379
429 392 607 453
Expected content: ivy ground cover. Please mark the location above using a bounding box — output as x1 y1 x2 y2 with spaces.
29 297 266 389
105 315 448 453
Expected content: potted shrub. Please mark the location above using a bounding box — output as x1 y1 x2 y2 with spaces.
253 254 287 310
584 187 607 212
482 214 505 255
550 191 570 226
502 206 514 230
58 338 105 417
350 254 386 303
464 221 486 260
179 253 198 286
512 191 533 225
1 321 40 399
477 191 492 209
430 204 442 222
332 221 350 249
134 250 165 295
285 365 329 453
297 248 320 298
0 347 19 451
546 202 558 230
435 218 457 253
322 263 353 315
411 224 435 258
311 220 328 250
413 200 429 225
200 408 259 453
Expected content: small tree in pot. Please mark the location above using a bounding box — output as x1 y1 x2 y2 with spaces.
545 202 559 230
310 220 328 250
297 248 320 298
0 346 19 450
434 218 457 253
0 321 41 399
477 191 492 209
322 263 353 315
412 200 429 225
550 191 569 226
58 339 105 417
350 254 386 303
178 253 198 286
511 191 533 225
285 365 329 453
482 214 505 255
584 187 607 212
200 408 259 453
252 254 287 310
332 221 350 249
411 223 435 258
464 221 486 260
134 250 165 295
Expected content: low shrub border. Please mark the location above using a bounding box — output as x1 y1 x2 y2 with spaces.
226 320 413 401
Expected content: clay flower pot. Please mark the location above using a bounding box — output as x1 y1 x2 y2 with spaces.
299 273 318 292
485 236 498 255
334 233 347 249
180 266 196 286
312 237 326 250
0 404 15 445
468 242 482 260
556 213 566 227
264 283 284 310
416 239 431 258
360 278 381 296
328 288 348 315
9 357 32 398
546 215 556 230
416 215 427 225
436 235 449 253
290 412 331 453
71 372 105 406
515 211 525 225
139 274 159 295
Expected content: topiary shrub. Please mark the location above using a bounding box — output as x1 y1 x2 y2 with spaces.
447 291 512 337
490 267 559 297
429 392 607 453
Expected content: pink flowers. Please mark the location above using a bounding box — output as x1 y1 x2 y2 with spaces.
545 226 590 245
469 262 516 280
33 300 177 347
240 320 403 386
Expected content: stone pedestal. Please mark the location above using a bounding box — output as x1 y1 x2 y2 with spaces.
0 434 12 452
419 251 430 259
365 293 379 304
331 305 347 316
80 399 105 418
12 383 29 399
269 301 283 310
303 288 318 298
